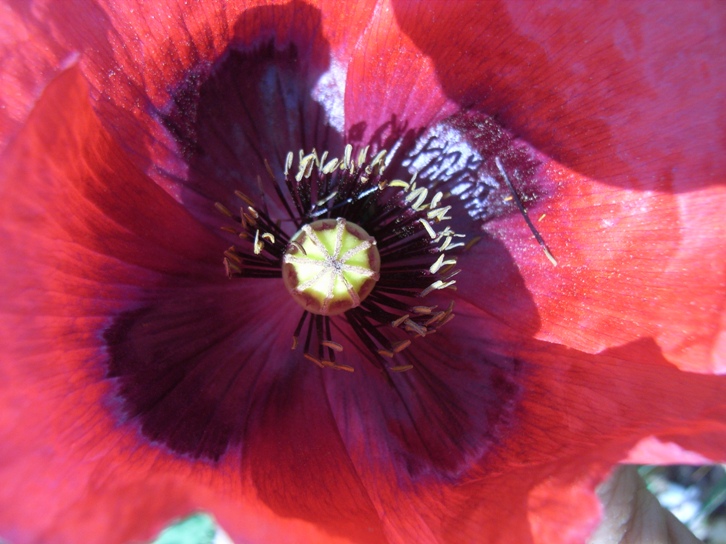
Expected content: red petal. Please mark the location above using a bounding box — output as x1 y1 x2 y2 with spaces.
389 1 726 371
494 339 726 470
527 473 602 544
0 2 75 151
0 63 205 542
439 337 726 543
392 0 726 189
343 1 457 147
491 161 726 372
0 65 213 541
5 4 725 543
244 367 388 543
98 244 526 542
453 232 541 345
239 294 526 542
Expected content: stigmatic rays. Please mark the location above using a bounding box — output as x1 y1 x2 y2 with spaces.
219 144 462 374
282 218 381 316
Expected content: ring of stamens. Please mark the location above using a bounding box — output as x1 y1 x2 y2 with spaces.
219 144 463 373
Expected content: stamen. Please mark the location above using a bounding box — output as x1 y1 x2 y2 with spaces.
390 339 411 353
389 180 410 190
321 340 344 352
403 319 427 337
223 259 241 277
304 353 325 368
323 157 339 174
234 190 256 207
429 254 457 274
243 212 257 227
344 144 353 170
430 191 444 209
371 149 387 170
319 150 329 168
424 311 446 326
391 314 410 328
413 189 429 211
223 248 243 265
263 158 277 182
418 218 437 239
356 146 369 167
427 206 452 221
253 230 263 255
495 156 557 266
463 236 482 252
214 202 233 217
289 241 307 255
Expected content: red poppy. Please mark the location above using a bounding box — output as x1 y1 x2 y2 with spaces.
1 1 724 543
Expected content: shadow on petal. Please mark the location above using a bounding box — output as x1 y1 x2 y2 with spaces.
392 1 725 192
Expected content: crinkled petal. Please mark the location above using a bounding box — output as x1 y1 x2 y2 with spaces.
490 161 726 372
432 337 726 543
3 2 725 543
389 0 726 372
109 246 529 542
527 472 602 544
495 339 726 470
145 17 343 230
622 437 714 465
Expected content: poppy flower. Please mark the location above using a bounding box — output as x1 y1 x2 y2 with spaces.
0 1 724 543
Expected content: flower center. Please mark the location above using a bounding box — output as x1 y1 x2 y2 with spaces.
282 218 380 316
218 144 463 372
